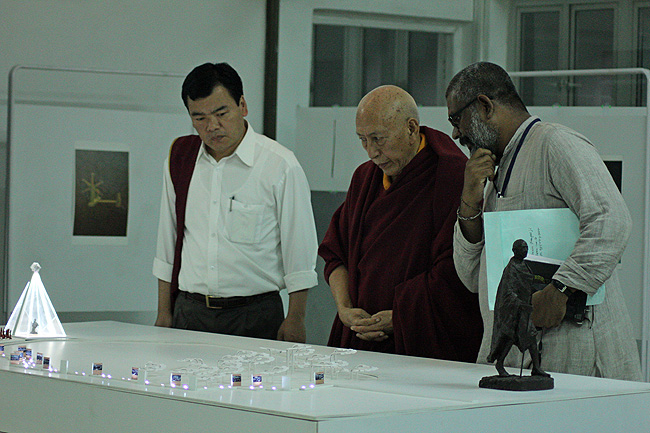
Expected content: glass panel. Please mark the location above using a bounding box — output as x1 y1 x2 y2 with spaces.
362 28 397 95
311 23 451 107
312 25 345 107
639 8 650 68
520 10 561 106
573 8 615 105
408 31 440 106
637 7 650 105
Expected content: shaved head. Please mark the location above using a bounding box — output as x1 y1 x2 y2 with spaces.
357 85 419 127
355 85 421 178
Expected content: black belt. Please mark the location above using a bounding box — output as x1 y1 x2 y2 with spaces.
180 290 276 309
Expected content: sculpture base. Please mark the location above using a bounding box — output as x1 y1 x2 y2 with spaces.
479 374 554 391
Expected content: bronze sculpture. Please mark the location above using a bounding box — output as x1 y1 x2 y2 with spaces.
479 239 553 391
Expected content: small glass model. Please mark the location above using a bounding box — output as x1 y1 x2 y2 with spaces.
5 262 66 338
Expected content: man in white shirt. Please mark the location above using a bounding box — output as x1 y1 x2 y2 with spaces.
153 62 318 342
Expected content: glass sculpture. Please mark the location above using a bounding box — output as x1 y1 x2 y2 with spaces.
5 262 66 338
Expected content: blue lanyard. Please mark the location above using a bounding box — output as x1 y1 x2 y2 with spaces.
496 118 540 198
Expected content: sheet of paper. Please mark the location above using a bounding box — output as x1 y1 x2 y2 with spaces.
484 208 605 310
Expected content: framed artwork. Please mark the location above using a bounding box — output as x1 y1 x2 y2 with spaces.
73 149 129 237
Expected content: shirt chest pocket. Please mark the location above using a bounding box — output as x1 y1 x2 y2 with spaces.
493 192 525 212
226 199 266 244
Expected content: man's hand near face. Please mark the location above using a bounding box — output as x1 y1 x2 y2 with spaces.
458 148 497 244
462 148 496 206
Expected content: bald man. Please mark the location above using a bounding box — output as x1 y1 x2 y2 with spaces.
318 85 483 361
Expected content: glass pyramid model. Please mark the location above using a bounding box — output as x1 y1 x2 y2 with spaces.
5 262 66 338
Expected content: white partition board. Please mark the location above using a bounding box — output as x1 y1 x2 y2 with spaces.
7 104 192 312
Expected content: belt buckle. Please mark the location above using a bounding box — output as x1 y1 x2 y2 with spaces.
205 295 223 309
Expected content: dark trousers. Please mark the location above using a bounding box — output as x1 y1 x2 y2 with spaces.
172 291 284 340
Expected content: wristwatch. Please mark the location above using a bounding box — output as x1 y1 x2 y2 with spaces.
551 279 571 296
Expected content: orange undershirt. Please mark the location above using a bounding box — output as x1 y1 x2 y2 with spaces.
383 133 427 190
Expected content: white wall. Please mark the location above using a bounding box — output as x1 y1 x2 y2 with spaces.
0 0 267 131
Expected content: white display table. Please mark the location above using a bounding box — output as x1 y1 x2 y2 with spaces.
1 321 648 432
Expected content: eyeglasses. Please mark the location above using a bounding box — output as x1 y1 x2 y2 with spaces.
448 98 477 128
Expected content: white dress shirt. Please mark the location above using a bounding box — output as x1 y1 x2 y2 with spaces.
153 123 318 297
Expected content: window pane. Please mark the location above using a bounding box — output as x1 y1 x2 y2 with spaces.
573 8 615 105
362 28 397 94
519 11 561 105
639 8 650 67
311 22 451 107
637 7 650 105
408 31 440 106
312 25 345 107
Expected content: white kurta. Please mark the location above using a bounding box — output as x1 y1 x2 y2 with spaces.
454 116 642 381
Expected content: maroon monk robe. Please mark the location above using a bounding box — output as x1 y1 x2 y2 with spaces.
319 126 483 362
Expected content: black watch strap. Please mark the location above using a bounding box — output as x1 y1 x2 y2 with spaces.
551 279 570 295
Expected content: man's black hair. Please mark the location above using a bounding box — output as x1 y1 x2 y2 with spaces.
446 62 527 111
181 62 244 108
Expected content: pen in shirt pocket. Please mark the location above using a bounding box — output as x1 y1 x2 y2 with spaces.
229 195 234 212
